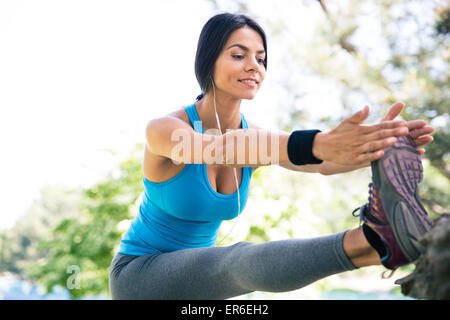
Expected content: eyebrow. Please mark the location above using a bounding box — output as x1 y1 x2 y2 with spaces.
226 44 266 55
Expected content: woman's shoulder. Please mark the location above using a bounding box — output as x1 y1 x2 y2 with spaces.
149 106 192 128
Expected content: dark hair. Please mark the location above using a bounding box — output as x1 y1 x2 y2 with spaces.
194 12 268 101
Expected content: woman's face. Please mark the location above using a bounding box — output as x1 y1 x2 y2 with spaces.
212 26 266 100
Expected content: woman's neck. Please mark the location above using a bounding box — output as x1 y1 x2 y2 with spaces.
195 91 242 134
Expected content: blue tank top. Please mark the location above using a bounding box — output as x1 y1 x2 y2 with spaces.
118 103 254 255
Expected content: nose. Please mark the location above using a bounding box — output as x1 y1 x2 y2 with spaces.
245 56 261 72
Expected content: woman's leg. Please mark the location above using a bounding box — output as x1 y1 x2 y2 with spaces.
343 226 381 267
109 229 379 300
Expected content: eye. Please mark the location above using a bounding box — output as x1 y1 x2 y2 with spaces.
233 55 265 64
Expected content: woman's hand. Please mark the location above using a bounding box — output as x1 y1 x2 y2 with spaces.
381 102 435 155
312 104 409 165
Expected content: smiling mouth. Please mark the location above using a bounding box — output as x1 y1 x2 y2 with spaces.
238 80 258 87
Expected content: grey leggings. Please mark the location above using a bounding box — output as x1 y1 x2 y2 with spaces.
109 231 356 300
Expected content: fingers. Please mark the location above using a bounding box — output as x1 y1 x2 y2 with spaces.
353 145 426 165
382 101 405 121
409 125 435 139
361 119 409 135
407 120 427 130
356 130 431 159
353 134 431 165
345 105 370 124
414 135 433 147
352 129 432 164
358 137 398 154
352 140 428 165
361 126 409 144
354 150 384 164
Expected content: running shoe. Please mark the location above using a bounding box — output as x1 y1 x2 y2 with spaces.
353 135 433 270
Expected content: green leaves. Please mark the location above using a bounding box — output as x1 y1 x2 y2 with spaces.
25 143 145 299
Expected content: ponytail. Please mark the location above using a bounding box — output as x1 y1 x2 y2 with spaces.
196 93 204 101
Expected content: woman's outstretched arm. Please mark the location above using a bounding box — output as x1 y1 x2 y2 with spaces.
275 102 435 175
244 103 408 172
147 102 415 170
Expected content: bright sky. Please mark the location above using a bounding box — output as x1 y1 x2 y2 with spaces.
1 1 434 230
0 0 207 229
2 0 320 229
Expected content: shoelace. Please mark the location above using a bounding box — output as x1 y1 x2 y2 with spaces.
352 183 385 223
352 204 367 227
381 269 396 279
352 183 376 226
352 183 397 279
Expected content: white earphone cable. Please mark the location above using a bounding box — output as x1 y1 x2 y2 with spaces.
210 80 241 246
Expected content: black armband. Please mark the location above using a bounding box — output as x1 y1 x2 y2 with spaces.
287 130 323 165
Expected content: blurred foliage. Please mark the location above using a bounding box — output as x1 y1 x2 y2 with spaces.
22 144 143 299
0 185 82 276
0 0 448 299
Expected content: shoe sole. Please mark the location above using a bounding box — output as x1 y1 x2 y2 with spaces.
371 135 432 262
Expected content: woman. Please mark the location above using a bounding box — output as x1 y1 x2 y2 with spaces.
109 12 434 299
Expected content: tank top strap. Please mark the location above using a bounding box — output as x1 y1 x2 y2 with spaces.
186 103 250 132
240 112 249 129
185 103 204 134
